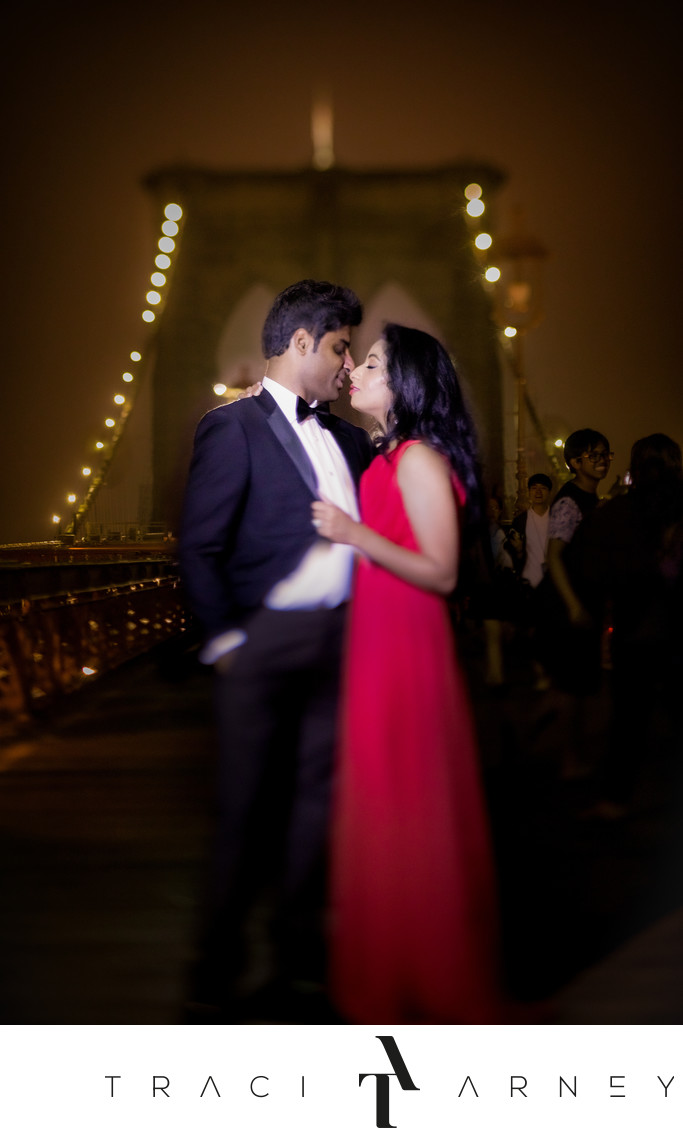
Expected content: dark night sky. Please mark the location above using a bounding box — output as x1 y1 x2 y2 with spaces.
2 0 681 543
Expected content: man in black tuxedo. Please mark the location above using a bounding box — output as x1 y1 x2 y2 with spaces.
179 280 373 1016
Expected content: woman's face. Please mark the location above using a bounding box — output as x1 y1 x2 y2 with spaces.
348 339 393 426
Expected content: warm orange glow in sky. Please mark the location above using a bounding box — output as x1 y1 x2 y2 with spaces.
1 2 679 542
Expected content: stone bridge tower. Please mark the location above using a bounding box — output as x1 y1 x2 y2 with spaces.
142 159 506 532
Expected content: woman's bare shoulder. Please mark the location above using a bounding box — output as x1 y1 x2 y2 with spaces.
396 440 450 477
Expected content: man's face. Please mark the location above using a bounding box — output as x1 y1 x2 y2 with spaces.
300 327 354 404
528 482 550 508
572 445 612 484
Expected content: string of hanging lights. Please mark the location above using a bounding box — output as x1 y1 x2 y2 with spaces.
463 184 561 504
52 203 184 538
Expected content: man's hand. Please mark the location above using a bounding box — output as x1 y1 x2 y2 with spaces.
214 651 238 675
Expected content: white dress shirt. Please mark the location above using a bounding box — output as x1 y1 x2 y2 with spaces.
522 508 550 587
261 377 360 610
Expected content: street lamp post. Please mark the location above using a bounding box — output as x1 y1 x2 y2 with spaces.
509 327 528 515
492 208 548 515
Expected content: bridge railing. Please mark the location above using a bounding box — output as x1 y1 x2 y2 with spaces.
0 545 191 736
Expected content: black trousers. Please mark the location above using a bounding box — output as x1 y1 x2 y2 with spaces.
197 604 347 996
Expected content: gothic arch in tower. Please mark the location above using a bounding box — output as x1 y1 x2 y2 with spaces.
214 282 275 390
358 281 443 351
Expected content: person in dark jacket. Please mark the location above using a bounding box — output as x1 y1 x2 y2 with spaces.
534 428 612 776
576 433 683 817
179 279 373 1013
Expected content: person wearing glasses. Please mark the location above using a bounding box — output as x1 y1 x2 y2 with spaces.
546 430 613 627
534 429 613 776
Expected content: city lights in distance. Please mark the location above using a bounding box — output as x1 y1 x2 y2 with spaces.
504 326 517 338
130 351 142 361
164 203 183 221
475 233 492 250
150 272 166 287
158 237 175 253
213 382 227 396
122 372 134 382
464 183 482 200
155 254 171 270
142 310 155 323
467 199 485 218
161 220 179 237
105 418 115 428
114 394 125 405
485 267 501 282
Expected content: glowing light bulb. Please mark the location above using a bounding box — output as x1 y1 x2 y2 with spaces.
155 254 171 270
105 418 115 428
555 438 564 448
82 666 97 676
485 266 501 282
122 372 134 382
464 183 482 200
82 466 91 477
67 493 77 504
467 199 485 217
142 310 155 323
95 441 104 449
146 290 161 305
158 237 175 253
52 514 61 524
164 203 183 221
130 351 142 361
213 382 227 396
475 232 492 250
114 394 125 405
161 220 178 237
504 326 517 338
150 272 166 287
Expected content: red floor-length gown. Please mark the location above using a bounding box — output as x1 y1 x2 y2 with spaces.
329 440 504 1024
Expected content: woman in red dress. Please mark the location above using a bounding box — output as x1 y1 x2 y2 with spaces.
312 323 505 1024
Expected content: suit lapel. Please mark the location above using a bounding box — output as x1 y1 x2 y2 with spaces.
254 390 319 498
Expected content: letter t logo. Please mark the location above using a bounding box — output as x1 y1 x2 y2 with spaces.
359 1036 420 1128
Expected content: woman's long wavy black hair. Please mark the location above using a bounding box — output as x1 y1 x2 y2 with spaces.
377 322 484 529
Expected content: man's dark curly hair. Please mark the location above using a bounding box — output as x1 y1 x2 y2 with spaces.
261 279 362 358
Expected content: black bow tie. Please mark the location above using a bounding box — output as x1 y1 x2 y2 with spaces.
296 396 336 430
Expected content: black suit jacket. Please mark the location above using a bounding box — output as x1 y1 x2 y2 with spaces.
179 388 373 638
